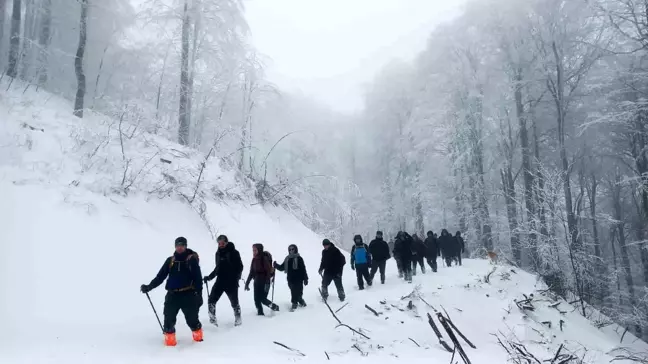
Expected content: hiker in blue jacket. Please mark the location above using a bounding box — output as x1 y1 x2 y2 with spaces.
350 235 372 290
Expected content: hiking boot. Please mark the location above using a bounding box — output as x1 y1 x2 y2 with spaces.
290 303 298 312
271 303 280 312
234 315 242 326
192 328 203 342
359 286 365 291
298 299 307 307
257 309 265 316
209 316 218 326
164 332 177 347
368 280 373 287
339 294 346 302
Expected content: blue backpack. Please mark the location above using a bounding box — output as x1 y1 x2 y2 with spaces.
354 246 368 265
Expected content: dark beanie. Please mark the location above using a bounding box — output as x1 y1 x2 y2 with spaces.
322 239 332 246
376 231 383 236
175 236 188 246
217 235 228 242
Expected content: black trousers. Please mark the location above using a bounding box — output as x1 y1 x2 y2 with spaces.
355 263 371 289
370 260 387 282
401 258 412 281
253 280 273 312
208 283 240 320
455 254 462 266
163 290 202 334
412 256 426 274
445 257 453 267
321 272 345 299
288 282 304 304
395 257 403 277
426 257 438 272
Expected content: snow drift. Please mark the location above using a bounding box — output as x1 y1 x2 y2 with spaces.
1 84 646 363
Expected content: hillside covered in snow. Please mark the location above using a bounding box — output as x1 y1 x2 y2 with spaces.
1 82 647 364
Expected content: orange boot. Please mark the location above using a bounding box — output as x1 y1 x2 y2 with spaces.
192 328 203 342
164 332 177 346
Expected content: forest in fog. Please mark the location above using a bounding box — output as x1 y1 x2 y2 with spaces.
1 0 647 339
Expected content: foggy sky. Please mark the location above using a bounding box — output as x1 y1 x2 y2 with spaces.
246 0 464 113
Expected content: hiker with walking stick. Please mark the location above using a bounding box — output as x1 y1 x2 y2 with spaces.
244 243 279 315
140 237 203 346
274 244 309 311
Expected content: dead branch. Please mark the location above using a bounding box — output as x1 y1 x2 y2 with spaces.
335 324 371 340
485 266 497 283
620 327 629 343
335 302 349 313
542 321 552 329
319 288 342 325
325 351 330 360
352 344 367 356
438 313 471 364
273 341 306 357
440 308 476 349
407 300 415 310
427 313 453 352
365 304 380 316
409 337 421 347
21 122 44 132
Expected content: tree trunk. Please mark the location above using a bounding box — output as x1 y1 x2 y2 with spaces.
19 0 35 80
0 0 7 60
177 0 190 145
6 0 20 78
73 0 88 118
611 173 641 336
501 167 520 264
36 0 51 86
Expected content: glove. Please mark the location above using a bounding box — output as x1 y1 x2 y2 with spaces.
140 284 150 293
195 291 204 306
273 261 279 269
245 284 250 291
304 280 308 286
203 276 210 283
318 269 324 276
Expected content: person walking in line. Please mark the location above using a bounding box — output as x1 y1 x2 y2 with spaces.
438 229 455 267
245 244 279 316
393 232 413 283
274 244 308 311
424 231 440 272
369 231 390 284
319 239 346 301
411 233 426 275
140 237 203 346
454 231 466 266
350 235 372 290
203 235 243 327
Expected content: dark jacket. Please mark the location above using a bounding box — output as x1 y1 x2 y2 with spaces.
206 242 243 287
424 232 440 259
350 238 372 267
369 238 390 261
274 244 308 284
411 235 426 256
438 229 455 257
148 248 202 293
319 243 346 276
455 235 465 255
393 232 413 261
246 244 274 285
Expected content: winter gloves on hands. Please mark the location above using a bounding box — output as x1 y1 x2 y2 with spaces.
140 284 151 294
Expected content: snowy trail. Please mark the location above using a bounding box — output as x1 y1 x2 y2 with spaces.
2 184 646 363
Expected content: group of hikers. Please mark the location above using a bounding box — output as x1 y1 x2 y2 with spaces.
139 230 466 346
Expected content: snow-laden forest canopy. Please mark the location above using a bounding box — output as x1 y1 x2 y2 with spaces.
1 0 648 342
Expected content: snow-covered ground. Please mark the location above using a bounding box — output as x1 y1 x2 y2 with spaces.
1 84 647 363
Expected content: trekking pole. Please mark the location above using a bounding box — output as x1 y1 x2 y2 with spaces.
271 275 276 304
145 292 164 333
204 280 210 297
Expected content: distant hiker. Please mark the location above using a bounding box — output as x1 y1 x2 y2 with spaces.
424 231 440 272
438 229 454 267
319 239 346 301
245 244 279 315
203 235 244 327
350 234 372 290
411 233 426 275
274 244 309 312
369 231 390 284
392 234 403 278
140 237 203 346
454 231 465 266
393 231 413 283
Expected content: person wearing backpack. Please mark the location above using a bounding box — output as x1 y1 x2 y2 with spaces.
319 239 346 301
350 235 372 290
369 231 390 284
274 244 308 311
245 244 279 315
203 235 244 327
140 237 203 346
424 231 440 272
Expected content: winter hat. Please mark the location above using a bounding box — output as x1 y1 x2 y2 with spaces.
217 235 228 243
427 231 434 236
376 231 383 237
456 231 462 237
353 235 363 243
175 236 188 246
322 239 332 246
288 244 299 253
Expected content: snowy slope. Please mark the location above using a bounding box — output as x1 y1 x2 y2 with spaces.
1 84 647 363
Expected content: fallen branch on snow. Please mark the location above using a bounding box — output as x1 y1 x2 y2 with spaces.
335 302 349 313
273 341 306 357
365 304 380 316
